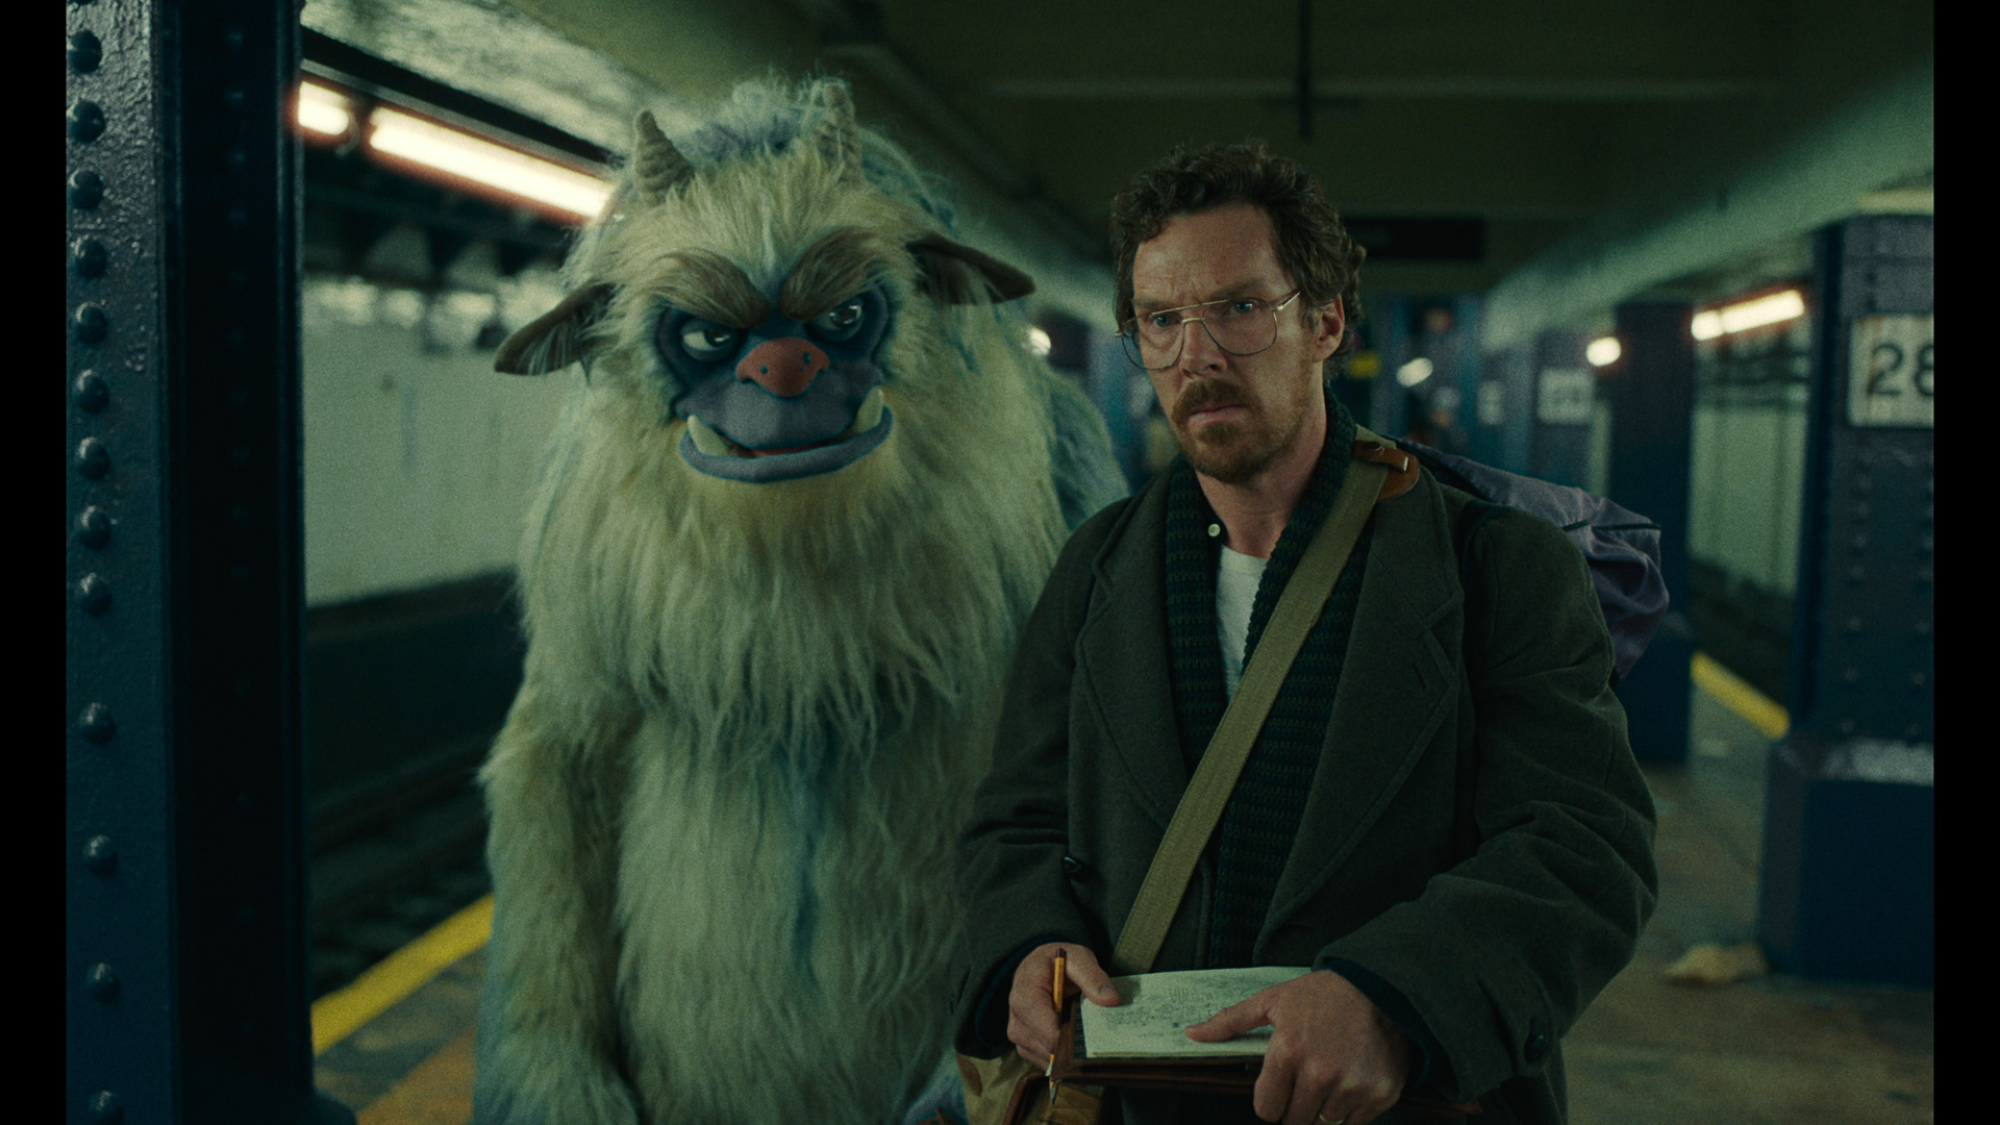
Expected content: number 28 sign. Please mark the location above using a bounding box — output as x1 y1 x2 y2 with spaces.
1849 314 1934 428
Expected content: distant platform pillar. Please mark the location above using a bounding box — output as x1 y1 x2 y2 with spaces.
1607 301 1696 761
1758 213 1933 987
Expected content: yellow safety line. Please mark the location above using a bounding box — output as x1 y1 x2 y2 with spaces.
1691 651 1790 740
312 893 494 1056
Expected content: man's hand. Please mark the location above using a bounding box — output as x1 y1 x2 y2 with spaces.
1006 942 1123 1066
1184 970 1412 1125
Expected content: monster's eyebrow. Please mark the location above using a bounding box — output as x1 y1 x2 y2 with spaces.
656 250 771 328
779 227 893 321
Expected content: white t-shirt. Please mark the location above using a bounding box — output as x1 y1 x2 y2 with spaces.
1216 544 1267 700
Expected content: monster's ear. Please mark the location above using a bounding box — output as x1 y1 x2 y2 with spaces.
907 233 1035 305
494 284 615 375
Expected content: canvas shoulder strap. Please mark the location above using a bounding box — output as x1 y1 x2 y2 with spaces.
1110 432 1411 975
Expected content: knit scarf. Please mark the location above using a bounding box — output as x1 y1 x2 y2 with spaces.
1164 391 1372 968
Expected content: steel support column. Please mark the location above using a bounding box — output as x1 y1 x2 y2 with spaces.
1607 301 1696 760
1757 214 1933 986
1470 342 1528 472
67 0 354 1119
68 4 178 1118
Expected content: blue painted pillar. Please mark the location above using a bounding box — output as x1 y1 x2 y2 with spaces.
67 1 354 1120
1444 293 1484 453
1475 343 1532 473
1393 295 1480 455
1363 292 1412 436
1606 302 1696 760
69 3 180 1118
1757 214 1933 986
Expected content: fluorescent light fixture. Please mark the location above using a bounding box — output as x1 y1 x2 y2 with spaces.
366 106 611 223
1586 336 1622 367
296 79 355 139
1028 326 1052 357
1397 357 1434 388
1692 288 1806 341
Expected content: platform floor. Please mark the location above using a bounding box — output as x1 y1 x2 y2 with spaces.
313 673 1935 1123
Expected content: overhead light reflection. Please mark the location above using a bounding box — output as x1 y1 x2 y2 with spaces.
295 79 356 140
365 106 612 224
1586 336 1622 367
1692 288 1806 341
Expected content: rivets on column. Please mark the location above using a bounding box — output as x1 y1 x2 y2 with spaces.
72 237 108 279
75 438 111 481
68 99 106 143
87 962 120 1001
76 505 112 548
84 835 119 876
68 170 104 210
68 31 102 74
73 303 108 345
74 370 110 412
76 573 113 615
79 702 117 744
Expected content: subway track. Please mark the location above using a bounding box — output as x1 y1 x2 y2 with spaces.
309 731 496 1001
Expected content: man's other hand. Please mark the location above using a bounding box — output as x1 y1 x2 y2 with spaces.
1184 969 1412 1125
1006 942 1123 1066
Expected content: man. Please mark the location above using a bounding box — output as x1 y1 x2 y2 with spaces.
951 143 1657 1125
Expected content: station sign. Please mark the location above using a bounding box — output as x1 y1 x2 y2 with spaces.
1848 313 1933 428
1536 366 1594 425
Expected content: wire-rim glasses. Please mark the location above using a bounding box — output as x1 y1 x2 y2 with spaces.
1118 290 1304 371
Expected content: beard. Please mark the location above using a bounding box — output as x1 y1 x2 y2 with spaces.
1169 378 1312 485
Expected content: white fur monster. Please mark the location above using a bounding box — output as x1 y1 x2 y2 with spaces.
473 78 1123 1125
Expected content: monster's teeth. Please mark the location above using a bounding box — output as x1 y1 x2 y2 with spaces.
848 387 885 436
685 415 733 457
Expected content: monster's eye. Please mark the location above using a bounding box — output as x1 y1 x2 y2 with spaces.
807 296 867 344
678 319 743 363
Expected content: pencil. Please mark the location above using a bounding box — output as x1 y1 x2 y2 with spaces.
1049 948 1066 1097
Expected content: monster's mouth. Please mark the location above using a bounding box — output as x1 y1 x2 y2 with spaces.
677 386 893 483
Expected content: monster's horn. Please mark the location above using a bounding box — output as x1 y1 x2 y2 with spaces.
633 110 694 206
810 83 864 186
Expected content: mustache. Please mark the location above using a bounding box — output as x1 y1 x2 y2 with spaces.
1171 381 1245 426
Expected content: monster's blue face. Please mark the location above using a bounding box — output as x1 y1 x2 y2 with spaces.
657 284 895 484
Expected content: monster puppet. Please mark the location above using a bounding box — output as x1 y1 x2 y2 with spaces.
473 79 1123 1125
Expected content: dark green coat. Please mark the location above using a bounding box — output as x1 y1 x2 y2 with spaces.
952 461 1659 1125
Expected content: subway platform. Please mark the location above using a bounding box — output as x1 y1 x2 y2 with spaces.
311 663 1935 1124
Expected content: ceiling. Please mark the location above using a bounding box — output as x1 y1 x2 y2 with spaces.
303 0 1933 329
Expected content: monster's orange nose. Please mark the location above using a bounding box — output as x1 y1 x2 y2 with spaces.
736 338 829 398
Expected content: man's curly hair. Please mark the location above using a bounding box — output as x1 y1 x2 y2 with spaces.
1110 141 1366 378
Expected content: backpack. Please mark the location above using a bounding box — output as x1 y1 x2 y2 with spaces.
1395 439 1668 685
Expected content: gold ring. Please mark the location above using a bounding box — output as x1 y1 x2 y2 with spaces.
1317 1116 1344 1125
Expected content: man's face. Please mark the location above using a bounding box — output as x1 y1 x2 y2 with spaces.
1132 203 1343 485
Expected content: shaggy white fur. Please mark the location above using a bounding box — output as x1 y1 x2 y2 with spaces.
473 78 1120 1124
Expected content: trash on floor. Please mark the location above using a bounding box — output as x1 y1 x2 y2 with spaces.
1663 941 1771 986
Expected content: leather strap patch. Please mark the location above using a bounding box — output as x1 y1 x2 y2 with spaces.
1353 439 1419 500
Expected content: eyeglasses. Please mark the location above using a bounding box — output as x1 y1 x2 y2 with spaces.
1118 290 1304 371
